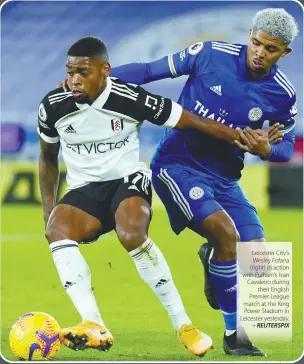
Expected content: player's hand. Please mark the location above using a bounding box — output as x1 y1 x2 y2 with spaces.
268 123 284 144
234 127 274 159
57 79 70 92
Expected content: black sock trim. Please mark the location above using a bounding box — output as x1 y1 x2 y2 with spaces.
51 244 78 253
131 240 153 259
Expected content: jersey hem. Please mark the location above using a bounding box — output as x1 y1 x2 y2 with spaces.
37 127 60 143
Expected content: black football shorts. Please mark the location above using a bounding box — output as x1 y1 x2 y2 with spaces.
57 171 152 240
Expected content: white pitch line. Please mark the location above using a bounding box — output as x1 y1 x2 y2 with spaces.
1 232 117 242
1 234 43 242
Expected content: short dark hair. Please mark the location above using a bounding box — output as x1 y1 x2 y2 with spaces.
68 36 109 62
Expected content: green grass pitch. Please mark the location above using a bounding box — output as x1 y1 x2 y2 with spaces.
1 204 303 361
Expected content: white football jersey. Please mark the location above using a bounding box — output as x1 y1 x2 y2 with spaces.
37 77 182 190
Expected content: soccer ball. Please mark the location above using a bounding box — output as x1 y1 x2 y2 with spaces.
9 312 61 361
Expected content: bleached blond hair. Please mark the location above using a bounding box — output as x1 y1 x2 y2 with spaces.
252 8 299 44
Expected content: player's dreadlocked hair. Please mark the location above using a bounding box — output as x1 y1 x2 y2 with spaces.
68 36 109 62
252 8 299 44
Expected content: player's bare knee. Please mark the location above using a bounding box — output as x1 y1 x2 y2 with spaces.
212 220 239 242
224 224 240 244
45 223 71 244
116 226 147 252
212 223 239 260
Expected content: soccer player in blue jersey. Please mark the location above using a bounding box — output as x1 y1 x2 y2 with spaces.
109 8 299 356
58 8 297 356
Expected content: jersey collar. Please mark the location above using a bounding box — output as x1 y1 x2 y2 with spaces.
75 77 112 110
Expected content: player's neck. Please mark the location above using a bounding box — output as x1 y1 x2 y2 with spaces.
246 66 270 79
89 79 108 104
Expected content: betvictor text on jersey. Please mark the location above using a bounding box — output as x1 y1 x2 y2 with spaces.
66 137 130 154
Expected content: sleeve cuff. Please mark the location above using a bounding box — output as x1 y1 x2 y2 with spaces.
163 101 182 128
37 127 60 143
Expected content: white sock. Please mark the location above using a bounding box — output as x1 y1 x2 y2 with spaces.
129 238 191 331
50 240 105 327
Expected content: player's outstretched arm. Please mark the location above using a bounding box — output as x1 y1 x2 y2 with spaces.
175 109 240 144
133 85 282 145
111 42 207 85
111 58 173 85
38 137 60 227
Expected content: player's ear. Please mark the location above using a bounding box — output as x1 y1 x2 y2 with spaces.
103 62 111 77
281 46 292 57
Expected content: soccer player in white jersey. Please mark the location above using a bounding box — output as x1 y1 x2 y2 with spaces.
37 36 266 356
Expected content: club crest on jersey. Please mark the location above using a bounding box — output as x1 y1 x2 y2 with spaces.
38 103 47 121
248 107 263 122
188 42 204 55
111 118 124 134
189 186 204 200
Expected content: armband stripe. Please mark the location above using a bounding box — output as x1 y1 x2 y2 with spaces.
168 55 178 77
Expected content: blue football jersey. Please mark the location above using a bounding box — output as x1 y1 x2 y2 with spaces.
149 41 297 179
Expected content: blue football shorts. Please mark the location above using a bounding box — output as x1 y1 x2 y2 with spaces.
152 164 264 241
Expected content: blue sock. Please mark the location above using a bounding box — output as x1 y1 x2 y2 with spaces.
209 258 237 331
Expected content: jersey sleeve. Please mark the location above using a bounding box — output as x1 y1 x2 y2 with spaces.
167 41 211 77
269 95 297 135
266 95 297 162
111 61 171 85
111 41 211 85
37 94 60 143
134 85 182 127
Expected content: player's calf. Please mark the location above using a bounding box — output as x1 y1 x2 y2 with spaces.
200 211 240 336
